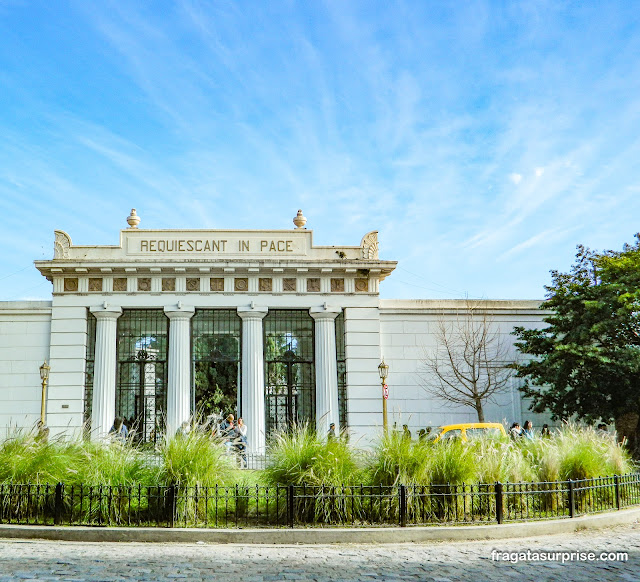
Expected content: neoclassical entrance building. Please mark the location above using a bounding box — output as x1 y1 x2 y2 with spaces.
0 210 547 449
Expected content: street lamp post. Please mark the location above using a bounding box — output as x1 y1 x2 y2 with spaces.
378 358 389 433
39 360 50 426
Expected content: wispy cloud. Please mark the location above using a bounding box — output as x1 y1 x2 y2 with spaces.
0 1 639 301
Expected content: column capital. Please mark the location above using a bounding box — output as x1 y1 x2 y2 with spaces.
89 305 122 319
164 304 195 319
309 305 341 320
237 305 268 320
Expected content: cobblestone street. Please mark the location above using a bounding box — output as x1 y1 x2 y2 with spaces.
0 523 639 581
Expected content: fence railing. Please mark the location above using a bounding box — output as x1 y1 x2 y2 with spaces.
1 473 639 529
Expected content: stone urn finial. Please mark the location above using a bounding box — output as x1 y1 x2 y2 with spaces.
293 209 307 229
127 208 141 229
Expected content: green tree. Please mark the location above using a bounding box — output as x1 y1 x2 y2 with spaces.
193 335 239 419
513 235 640 451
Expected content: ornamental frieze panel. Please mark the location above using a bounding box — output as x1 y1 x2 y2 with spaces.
259 278 273 292
113 278 127 292
355 278 369 292
210 278 224 292
64 278 78 292
234 278 248 292
331 278 345 293
88 278 102 292
186 278 200 292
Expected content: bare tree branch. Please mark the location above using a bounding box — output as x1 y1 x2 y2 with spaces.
419 300 515 422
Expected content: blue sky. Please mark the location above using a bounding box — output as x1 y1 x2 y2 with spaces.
1 0 639 301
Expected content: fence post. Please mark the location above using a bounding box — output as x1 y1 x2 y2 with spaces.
495 482 503 524
167 484 177 528
568 480 575 518
287 484 295 529
614 475 621 510
54 482 63 525
399 485 407 527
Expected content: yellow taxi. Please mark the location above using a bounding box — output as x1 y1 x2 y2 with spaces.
432 422 506 442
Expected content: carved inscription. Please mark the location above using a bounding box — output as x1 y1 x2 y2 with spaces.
259 278 272 292
138 238 295 254
307 278 320 292
137 278 151 292
210 278 224 292
162 278 175 291
88 278 102 292
186 278 200 292
141 239 228 252
259 240 293 252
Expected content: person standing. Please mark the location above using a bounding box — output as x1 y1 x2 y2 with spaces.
327 422 336 441
235 417 248 467
220 414 235 452
109 416 128 443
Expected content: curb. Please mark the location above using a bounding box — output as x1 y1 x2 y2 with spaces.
1 507 639 544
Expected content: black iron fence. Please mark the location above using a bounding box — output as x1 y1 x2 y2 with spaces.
1 473 639 529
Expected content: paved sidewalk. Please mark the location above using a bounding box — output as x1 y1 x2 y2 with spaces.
0 523 639 581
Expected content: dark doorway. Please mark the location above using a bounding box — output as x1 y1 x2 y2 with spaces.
264 310 315 435
192 309 241 424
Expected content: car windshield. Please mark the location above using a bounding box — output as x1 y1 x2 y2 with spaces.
439 429 462 440
466 427 503 439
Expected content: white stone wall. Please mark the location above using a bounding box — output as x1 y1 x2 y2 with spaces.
344 307 383 445
378 300 552 435
0 295 555 443
0 301 52 438
47 301 91 437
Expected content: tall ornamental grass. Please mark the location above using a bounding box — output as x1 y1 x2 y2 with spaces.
264 423 359 486
159 427 239 488
364 431 431 487
553 424 632 480
469 437 536 484
263 424 361 523
0 429 158 486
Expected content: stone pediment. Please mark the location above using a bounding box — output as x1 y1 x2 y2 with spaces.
48 228 384 262
36 227 396 291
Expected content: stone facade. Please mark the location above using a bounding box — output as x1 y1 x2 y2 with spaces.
0 218 547 446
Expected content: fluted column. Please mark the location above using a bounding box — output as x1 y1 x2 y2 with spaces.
238 305 268 454
89 305 122 440
310 306 341 436
165 305 195 438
